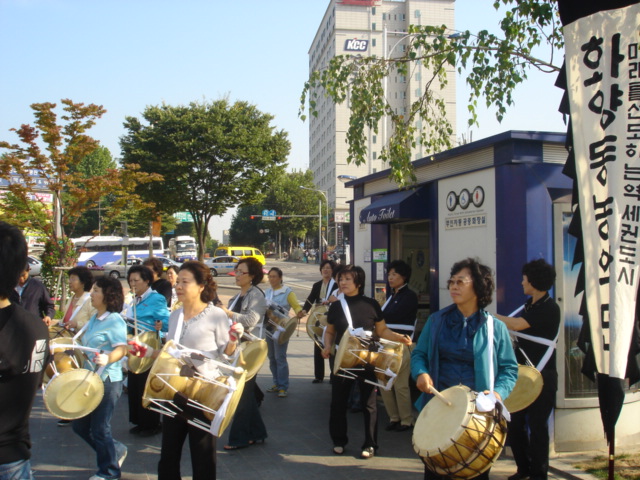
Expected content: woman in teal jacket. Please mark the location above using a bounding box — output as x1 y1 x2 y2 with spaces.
411 258 517 480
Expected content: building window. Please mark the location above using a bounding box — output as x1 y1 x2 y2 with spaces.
372 6 376 14
373 168 377 173
373 151 377 159
373 135 377 144
382 13 386 20
372 38 376 47
415 10 421 18
401 14 406 20
372 22 376 31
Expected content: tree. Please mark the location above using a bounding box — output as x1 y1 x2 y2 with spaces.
229 170 321 254
120 99 290 261
299 0 563 187
0 99 160 288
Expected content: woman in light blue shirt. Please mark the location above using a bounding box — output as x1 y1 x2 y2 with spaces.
72 277 128 480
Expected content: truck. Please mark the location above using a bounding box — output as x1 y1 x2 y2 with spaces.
168 235 197 262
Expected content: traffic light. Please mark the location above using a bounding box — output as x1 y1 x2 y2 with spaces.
277 216 283 220
250 215 256 220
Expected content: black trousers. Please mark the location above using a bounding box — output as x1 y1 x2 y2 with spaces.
329 372 378 450
313 343 325 380
128 370 160 428
508 369 558 480
226 376 267 447
158 412 216 480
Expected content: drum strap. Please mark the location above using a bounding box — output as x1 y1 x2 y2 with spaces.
487 313 494 393
67 294 91 326
173 311 185 342
339 296 371 339
324 279 336 302
512 331 559 371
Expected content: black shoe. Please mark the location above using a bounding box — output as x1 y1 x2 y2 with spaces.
396 424 413 432
129 425 144 435
138 425 162 437
508 473 530 480
385 421 400 431
312 379 323 384
57 419 72 427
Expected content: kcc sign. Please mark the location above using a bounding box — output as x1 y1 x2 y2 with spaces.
344 38 368 52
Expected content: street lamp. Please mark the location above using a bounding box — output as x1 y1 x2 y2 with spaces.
300 186 328 261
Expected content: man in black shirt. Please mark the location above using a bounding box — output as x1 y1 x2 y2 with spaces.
10 264 55 325
496 259 561 480
142 257 172 307
0 223 49 479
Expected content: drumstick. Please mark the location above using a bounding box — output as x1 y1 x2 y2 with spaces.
429 386 452 406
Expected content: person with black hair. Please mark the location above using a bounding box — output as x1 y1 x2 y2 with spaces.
62 265 96 331
380 259 418 432
496 259 560 480
298 259 339 383
73 276 128 480
322 265 412 460
411 258 518 480
143 257 172 307
10 263 55 325
124 265 169 437
221 257 268 450
0 222 48 480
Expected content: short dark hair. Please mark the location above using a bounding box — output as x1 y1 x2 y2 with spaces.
388 260 411 283
0 222 28 299
179 261 218 303
127 265 154 285
268 267 283 280
450 258 494 309
166 265 179 275
94 277 124 313
142 257 164 277
68 266 94 292
522 259 556 292
337 264 365 295
237 257 264 285
320 259 337 274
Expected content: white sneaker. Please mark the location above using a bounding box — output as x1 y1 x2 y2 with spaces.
115 441 128 468
89 476 108 480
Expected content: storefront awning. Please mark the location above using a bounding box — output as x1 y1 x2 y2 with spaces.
359 188 428 224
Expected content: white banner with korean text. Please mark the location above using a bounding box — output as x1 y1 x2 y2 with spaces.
565 3 640 379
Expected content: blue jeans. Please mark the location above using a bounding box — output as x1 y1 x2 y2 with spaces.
72 378 123 479
266 336 289 390
0 459 32 480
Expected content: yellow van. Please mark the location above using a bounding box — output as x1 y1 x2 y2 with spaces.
213 246 266 265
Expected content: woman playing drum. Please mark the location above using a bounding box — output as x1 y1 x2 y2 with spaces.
322 265 411 459
264 267 302 398
129 261 243 479
72 277 128 480
220 257 268 450
62 266 96 331
411 258 518 480
298 259 338 383
124 265 169 437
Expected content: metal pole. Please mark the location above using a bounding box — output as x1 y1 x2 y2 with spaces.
318 198 322 262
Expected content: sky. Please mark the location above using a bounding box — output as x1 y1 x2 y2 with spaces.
0 0 566 242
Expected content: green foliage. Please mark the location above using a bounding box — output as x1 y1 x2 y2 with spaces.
300 0 562 187
120 98 290 261
40 236 78 291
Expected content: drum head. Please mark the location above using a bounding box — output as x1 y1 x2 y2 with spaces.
238 340 267 380
128 330 162 374
142 340 190 408
308 304 328 327
413 385 475 458
49 324 72 340
504 365 544 413
278 317 298 345
44 369 104 420
213 370 247 437
333 331 367 375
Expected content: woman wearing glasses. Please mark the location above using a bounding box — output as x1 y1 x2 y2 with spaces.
220 257 268 450
411 258 518 480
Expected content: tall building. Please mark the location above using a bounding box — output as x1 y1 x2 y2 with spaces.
308 0 456 248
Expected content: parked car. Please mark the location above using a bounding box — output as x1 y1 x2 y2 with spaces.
27 255 42 276
155 256 182 271
103 257 143 279
204 256 240 277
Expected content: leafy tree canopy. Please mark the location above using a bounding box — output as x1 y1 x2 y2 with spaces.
120 98 291 261
300 0 563 187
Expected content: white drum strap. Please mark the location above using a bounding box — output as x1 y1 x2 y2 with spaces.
67 294 91 325
512 331 558 371
339 296 371 339
227 295 241 327
381 295 393 311
324 279 335 302
173 311 185 342
209 375 237 437
487 313 494 393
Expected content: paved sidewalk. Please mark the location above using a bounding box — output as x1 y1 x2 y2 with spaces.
29 291 625 480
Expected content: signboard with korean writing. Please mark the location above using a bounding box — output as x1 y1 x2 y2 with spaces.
565 3 640 379
173 212 194 223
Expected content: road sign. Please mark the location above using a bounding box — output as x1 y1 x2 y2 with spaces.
173 212 194 222
262 209 276 221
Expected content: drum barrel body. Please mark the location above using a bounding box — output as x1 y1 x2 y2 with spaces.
413 386 507 479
